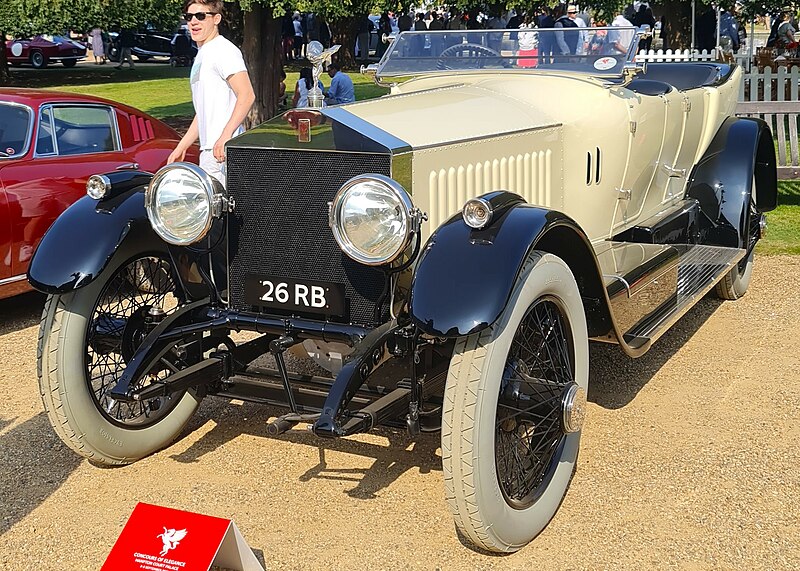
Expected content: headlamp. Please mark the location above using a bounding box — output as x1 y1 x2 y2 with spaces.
145 162 227 246
329 174 416 266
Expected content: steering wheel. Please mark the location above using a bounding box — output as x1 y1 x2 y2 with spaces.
436 43 502 71
0 151 9 157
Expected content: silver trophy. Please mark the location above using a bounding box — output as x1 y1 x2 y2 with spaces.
306 41 340 109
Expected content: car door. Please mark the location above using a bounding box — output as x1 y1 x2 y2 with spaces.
612 91 667 232
1 103 136 276
0 183 10 282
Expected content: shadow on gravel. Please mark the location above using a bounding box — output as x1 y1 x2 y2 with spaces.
0 291 46 335
0 413 82 536
171 403 441 499
588 296 723 409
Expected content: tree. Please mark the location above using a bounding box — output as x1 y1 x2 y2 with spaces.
0 0 185 84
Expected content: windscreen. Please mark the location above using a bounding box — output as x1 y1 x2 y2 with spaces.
377 27 640 78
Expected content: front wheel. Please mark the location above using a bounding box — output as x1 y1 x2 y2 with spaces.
30 51 47 68
442 252 589 552
62 59 77 68
37 246 202 466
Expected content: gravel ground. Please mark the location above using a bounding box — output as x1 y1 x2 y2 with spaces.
1 256 798 570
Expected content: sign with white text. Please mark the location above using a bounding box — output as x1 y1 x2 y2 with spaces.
102 502 264 571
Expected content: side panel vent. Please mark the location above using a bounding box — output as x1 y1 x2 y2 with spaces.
426 150 554 228
129 115 154 142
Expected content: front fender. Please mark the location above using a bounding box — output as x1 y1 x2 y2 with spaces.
687 117 777 249
409 203 588 337
27 186 163 294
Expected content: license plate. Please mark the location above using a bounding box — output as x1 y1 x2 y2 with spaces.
243 275 345 317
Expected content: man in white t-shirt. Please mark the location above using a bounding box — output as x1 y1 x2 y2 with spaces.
167 0 255 186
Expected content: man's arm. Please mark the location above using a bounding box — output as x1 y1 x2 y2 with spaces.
326 75 341 104
212 70 256 163
168 116 199 164
554 23 569 54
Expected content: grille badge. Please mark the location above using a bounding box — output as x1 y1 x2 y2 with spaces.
298 118 311 143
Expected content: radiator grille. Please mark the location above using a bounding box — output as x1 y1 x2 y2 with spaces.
226 147 391 325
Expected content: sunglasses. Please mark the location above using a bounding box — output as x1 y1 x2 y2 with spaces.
568 11 577 14
184 11 216 21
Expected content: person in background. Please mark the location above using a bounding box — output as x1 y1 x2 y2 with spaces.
90 26 106 64
167 0 256 187
776 10 797 55
278 67 287 109
428 12 445 56
281 14 294 63
325 63 355 105
538 6 555 65
293 67 325 108
293 12 305 60
116 27 136 69
609 11 635 54
632 3 656 52
376 11 393 59
356 14 375 62
555 5 581 56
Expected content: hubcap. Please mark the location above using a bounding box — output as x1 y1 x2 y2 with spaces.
561 383 587 433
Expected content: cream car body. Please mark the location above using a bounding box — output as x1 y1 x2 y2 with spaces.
28 27 778 555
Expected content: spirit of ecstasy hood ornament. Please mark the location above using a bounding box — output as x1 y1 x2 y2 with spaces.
306 41 340 109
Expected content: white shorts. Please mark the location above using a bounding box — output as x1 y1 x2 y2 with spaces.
199 149 226 188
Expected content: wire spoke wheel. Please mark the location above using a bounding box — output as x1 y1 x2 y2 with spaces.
495 296 574 509
442 252 588 552
86 255 183 428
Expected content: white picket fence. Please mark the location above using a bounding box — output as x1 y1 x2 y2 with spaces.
739 65 800 101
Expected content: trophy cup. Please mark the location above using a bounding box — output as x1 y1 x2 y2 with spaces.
306 41 340 109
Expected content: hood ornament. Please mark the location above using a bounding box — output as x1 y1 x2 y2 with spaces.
306 41 340 109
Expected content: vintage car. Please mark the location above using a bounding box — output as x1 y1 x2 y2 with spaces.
28 28 777 553
107 28 197 63
6 35 87 68
0 88 198 299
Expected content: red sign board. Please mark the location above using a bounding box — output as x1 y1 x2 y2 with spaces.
102 503 263 571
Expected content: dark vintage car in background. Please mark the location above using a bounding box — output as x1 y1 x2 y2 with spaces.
6 35 87 68
0 88 198 299
107 28 197 63
27 29 778 553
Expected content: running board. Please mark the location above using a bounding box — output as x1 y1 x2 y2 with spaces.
622 244 745 349
596 242 745 353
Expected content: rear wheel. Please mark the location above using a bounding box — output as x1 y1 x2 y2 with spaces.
30 51 47 68
715 178 761 300
38 245 202 466
442 252 589 552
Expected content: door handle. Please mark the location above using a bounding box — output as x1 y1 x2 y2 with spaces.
662 164 686 178
115 162 140 170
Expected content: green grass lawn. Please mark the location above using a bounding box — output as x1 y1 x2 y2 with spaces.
10 63 387 121
761 182 800 255
7 62 797 255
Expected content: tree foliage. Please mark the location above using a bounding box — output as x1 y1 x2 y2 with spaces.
0 0 184 36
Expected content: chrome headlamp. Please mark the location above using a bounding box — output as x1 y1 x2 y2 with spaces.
329 174 418 266
145 162 229 246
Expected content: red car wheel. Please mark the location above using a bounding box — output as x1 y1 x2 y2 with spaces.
30 50 48 69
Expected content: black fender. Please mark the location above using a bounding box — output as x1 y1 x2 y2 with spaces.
27 183 165 294
686 117 777 250
409 194 611 339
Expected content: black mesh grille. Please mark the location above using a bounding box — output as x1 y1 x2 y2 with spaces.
226 147 392 325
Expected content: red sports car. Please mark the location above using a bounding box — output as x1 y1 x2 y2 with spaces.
6 35 87 68
0 88 198 299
